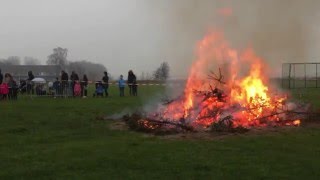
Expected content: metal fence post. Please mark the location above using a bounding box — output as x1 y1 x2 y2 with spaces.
316 64 318 88
288 63 292 89
293 64 295 89
304 63 307 88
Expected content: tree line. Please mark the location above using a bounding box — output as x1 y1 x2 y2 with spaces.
0 47 170 81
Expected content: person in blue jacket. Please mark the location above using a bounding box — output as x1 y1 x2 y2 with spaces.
118 75 125 97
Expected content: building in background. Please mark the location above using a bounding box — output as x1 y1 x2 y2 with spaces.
1 65 62 81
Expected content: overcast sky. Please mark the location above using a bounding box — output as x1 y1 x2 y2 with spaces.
1 0 320 78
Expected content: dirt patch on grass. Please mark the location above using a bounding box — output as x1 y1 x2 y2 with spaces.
108 120 128 131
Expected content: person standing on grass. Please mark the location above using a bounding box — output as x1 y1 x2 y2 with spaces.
26 71 34 94
4 73 17 100
53 77 61 97
70 71 79 97
102 71 109 97
132 74 138 96
0 69 3 84
81 74 88 98
61 70 69 96
0 69 3 100
0 74 10 100
127 70 136 96
118 75 125 97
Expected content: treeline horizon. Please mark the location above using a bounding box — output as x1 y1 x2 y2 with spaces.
0 47 170 81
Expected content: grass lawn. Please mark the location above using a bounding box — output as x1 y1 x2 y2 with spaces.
1 86 320 179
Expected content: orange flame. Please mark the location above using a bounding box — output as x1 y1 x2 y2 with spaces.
156 30 298 128
293 120 301 126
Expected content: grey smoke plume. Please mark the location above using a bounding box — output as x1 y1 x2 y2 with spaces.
143 0 320 77
1 0 318 78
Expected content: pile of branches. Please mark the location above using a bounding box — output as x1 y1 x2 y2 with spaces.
121 69 320 135
210 115 249 133
122 113 194 135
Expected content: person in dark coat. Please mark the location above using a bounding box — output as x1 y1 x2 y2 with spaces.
26 71 35 94
61 70 69 96
70 71 79 81
127 70 137 96
53 77 61 97
0 69 3 84
127 70 134 96
102 71 109 97
27 71 35 81
132 75 138 96
61 70 69 82
81 74 88 97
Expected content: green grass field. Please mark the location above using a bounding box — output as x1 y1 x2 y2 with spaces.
1 86 320 179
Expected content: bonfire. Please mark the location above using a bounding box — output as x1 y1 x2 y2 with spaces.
124 31 312 134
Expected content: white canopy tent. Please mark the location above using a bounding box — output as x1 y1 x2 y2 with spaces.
31 78 46 84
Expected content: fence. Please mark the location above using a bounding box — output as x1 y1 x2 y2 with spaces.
0 79 187 100
20 81 185 98
7 80 89 98
282 63 320 89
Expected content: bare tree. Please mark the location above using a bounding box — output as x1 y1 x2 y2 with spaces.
47 47 68 67
68 60 107 81
0 56 21 65
24 56 40 65
153 62 170 81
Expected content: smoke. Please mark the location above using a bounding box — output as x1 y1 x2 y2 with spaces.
227 0 320 74
108 91 167 119
142 0 320 77
1 0 318 79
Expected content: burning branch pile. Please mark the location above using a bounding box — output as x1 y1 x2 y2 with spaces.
123 71 310 134
123 31 314 134
123 113 194 135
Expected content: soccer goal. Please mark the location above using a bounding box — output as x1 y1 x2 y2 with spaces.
282 63 320 89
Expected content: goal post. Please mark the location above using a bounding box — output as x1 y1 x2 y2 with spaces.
282 62 320 89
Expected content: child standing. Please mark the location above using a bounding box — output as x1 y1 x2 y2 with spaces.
118 75 125 97
94 82 104 97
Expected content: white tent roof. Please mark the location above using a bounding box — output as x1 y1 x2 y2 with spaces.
31 77 46 84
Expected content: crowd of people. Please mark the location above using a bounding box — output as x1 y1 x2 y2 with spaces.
0 68 138 100
92 70 137 97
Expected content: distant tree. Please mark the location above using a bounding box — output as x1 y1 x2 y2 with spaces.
24 56 41 65
68 61 86 75
67 60 107 81
153 62 170 81
47 47 68 67
0 56 21 65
